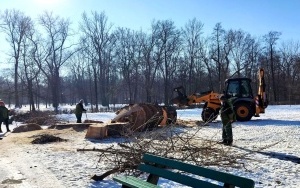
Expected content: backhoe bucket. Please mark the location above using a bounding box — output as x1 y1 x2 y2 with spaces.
171 86 189 106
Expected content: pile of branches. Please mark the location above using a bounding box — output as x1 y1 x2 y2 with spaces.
13 111 60 125
78 124 256 181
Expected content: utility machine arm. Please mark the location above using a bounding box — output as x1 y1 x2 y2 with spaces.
255 68 268 116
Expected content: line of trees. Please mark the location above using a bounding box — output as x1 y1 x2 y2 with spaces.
0 9 300 112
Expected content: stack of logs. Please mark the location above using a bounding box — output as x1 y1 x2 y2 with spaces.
85 103 177 139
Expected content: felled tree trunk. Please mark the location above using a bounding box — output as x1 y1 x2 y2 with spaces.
112 103 177 132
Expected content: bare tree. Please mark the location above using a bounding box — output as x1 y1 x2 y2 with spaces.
263 31 281 102
80 11 114 107
182 18 205 93
195 35 216 91
19 18 41 111
209 23 226 91
115 27 142 103
279 40 300 103
152 20 182 105
139 28 160 103
37 11 77 112
68 50 89 105
0 9 32 107
229 29 254 77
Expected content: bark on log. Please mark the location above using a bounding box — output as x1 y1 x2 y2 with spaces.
111 103 177 133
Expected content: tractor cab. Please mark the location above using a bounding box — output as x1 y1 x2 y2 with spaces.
224 78 256 121
224 78 253 99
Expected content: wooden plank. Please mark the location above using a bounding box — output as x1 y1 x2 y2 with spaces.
139 164 222 188
142 153 255 188
113 176 160 188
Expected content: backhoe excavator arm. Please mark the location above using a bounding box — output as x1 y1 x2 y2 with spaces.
171 86 189 106
255 68 268 116
171 86 220 107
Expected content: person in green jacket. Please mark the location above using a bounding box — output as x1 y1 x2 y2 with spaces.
219 95 235 146
75 99 87 123
0 104 10 133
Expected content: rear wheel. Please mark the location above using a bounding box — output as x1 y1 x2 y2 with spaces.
201 107 218 123
234 102 253 121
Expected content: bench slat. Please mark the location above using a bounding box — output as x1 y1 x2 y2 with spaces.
139 164 222 188
113 175 160 188
142 153 255 188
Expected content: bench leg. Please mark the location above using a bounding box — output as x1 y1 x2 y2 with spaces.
122 185 131 188
224 183 235 188
147 174 159 185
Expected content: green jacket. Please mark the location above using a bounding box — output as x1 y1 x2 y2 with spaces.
0 106 9 119
220 99 235 123
75 103 86 115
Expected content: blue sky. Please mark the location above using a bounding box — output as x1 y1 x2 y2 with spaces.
0 0 299 41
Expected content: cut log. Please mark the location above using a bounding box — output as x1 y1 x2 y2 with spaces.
111 103 177 133
85 123 108 139
85 122 130 138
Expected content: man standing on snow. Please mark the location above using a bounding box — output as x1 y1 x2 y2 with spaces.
219 95 235 146
75 99 87 123
0 102 10 133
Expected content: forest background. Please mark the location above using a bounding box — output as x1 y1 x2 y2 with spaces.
0 9 299 112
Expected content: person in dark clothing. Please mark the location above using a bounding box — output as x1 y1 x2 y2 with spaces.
75 99 87 123
219 95 235 146
0 104 10 133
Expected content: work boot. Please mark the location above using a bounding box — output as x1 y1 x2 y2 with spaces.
218 140 227 144
224 140 233 146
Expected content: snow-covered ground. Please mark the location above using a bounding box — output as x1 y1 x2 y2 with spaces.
0 105 299 188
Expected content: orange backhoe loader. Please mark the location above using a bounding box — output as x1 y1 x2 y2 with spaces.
171 68 268 122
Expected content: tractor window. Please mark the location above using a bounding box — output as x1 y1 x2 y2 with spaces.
240 80 253 98
226 80 240 97
225 79 253 98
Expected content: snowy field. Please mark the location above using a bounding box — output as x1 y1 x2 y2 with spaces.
0 105 299 188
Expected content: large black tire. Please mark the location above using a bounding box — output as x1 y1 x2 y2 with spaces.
234 102 254 121
201 107 217 123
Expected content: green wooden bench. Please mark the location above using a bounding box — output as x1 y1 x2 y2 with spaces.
113 153 255 188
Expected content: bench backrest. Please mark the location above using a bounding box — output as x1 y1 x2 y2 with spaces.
139 153 255 188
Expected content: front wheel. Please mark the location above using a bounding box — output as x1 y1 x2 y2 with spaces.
234 102 254 121
201 107 218 123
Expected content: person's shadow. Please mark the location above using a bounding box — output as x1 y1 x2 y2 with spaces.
233 145 300 164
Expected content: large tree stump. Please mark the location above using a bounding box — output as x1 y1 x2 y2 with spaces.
85 122 130 138
85 123 108 139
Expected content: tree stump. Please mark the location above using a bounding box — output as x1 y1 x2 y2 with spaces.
85 123 108 139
